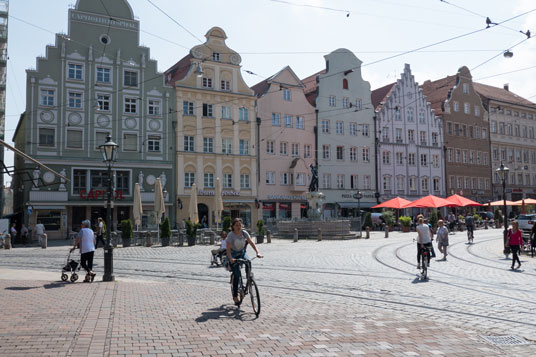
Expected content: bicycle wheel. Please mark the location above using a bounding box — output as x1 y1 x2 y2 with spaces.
249 278 261 317
421 253 428 280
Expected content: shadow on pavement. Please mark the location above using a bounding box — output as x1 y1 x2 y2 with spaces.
5 286 41 291
411 276 429 284
43 282 67 289
195 304 256 322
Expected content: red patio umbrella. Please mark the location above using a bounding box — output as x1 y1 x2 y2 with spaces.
403 195 456 208
372 197 412 209
489 200 516 206
445 194 483 207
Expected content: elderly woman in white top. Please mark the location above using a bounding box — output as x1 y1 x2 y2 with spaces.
71 220 97 283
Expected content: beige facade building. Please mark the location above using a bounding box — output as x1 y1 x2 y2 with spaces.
475 83 536 202
421 66 492 203
165 27 258 228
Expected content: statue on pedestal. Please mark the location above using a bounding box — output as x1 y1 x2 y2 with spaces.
58 169 67 191
308 163 319 192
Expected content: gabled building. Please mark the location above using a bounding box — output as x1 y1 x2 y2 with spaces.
475 83 536 201
165 27 258 227
372 64 445 201
13 0 175 238
253 66 316 221
303 49 376 217
421 66 492 203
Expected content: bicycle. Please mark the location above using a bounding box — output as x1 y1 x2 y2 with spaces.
466 225 474 243
230 257 261 317
420 244 431 280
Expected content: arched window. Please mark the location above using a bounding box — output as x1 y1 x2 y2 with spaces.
342 78 349 90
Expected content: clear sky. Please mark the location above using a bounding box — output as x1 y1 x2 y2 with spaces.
3 0 536 184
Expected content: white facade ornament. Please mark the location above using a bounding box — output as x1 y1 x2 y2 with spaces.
116 49 121 64
59 169 67 191
160 171 167 190
88 45 93 62
138 171 144 191
141 53 146 68
32 169 40 190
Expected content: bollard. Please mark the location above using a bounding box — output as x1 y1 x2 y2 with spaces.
266 230 271 243
4 234 11 249
293 228 298 242
145 232 152 247
41 233 47 249
366 227 370 239
317 228 322 241
385 225 389 238
484 220 488 230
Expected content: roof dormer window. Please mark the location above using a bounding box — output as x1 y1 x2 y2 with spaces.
212 53 220 62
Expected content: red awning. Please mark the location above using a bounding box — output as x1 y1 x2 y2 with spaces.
403 195 456 208
372 197 411 209
445 194 483 207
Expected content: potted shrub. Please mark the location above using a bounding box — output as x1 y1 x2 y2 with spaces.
399 216 412 232
222 216 232 233
363 212 373 231
120 219 133 248
160 217 171 247
185 220 201 246
494 209 503 228
256 219 265 244
381 210 395 231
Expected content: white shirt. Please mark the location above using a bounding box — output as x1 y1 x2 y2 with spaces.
77 228 96 254
220 239 227 250
416 223 432 244
35 224 45 235
98 222 104 234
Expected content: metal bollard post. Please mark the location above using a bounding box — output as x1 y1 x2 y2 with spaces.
366 227 370 239
266 230 271 243
41 233 47 249
293 228 298 242
385 225 389 238
4 234 11 249
317 228 322 241
484 220 488 229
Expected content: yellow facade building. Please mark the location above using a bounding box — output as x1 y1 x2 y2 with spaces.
165 27 258 228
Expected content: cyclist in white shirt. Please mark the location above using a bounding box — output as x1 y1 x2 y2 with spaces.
416 216 432 269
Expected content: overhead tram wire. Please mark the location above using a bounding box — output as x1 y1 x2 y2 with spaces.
145 0 205 44
471 35 534 72
475 65 536 81
268 0 350 17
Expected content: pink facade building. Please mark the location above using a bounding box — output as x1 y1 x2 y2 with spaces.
253 66 316 221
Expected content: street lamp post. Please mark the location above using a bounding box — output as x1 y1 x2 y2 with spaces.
354 191 362 237
98 135 119 282
496 163 510 257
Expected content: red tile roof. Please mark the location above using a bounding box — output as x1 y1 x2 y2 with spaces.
251 78 270 98
420 75 457 115
473 82 536 108
371 82 396 111
301 69 325 107
164 54 193 85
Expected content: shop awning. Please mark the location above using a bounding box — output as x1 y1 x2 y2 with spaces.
223 199 255 203
33 205 67 210
337 202 377 209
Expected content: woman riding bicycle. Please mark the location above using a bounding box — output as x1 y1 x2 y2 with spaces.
226 218 263 305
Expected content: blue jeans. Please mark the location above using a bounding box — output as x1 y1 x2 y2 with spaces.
231 249 250 298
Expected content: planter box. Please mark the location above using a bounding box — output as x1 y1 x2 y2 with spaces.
402 226 410 232
161 237 170 247
187 236 196 246
122 238 131 247
256 234 264 244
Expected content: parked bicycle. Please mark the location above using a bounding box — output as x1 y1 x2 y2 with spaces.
230 257 261 317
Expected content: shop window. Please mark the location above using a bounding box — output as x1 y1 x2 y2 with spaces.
278 203 292 219
37 210 61 231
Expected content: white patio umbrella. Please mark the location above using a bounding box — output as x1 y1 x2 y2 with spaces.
133 183 143 231
189 183 199 224
214 177 224 226
154 178 166 224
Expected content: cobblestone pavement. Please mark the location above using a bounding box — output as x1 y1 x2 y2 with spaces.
1 227 536 356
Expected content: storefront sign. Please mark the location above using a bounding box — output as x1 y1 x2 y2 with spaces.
79 189 125 200
198 190 240 196
341 192 375 199
267 195 306 201
71 11 138 30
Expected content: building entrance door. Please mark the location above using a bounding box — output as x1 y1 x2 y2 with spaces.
198 203 209 227
91 207 109 230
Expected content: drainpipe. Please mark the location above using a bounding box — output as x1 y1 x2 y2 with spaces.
373 114 380 203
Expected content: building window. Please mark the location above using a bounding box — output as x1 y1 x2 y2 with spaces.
329 95 336 107
350 122 357 136
68 92 83 109
382 151 390 164
272 113 281 126
224 173 233 188
336 146 344 160
124 97 137 113
222 106 232 119
395 128 403 142
221 80 230 91
432 132 438 146
396 152 403 165
203 137 214 153
283 89 291 101
184 172 195 188
97 94 110 111
351 175 359 189
96 67 111 83
433 178 440 192
342 78 348 89
73 169 87 194
183 101 195 116
395 109 401 121
123 70 138 87
148 100 161 115
408 130 415 142
292 143 299 157
202 77 213 88
296 116 304 129
491 121 497 133
123 133 137 151
464 103 470 114
420 131 426 145
418 110 425 124
350 147 357 161
475 106 480 116
408 153 416 166
323 174 331 189
38 128 55 147
116 171 130 195
421 177 429 192
222 138 232 154
266 140 274 154
447 122 452 135
266 171 275 185
433 154 439 168
407 108 414 122
463 83 469 94
342 97 350 108
304 144 312 158
40 89 55 106
202 103 214 117
239 107 249 121
204 173 214 188
322 144 330 160
409 177 417 191
212 52 220 61
280 173 289 185
68 63 83 80
296 173 306 186
448 148 453 162
364 175 371 190
396 176 405 191
362 147 369 162
383 176 391 191
284 115 293 128
147 136 161 152
453 101 459 112
355 99 362 110
321 120 330 134
66 130 83 149
336 121 344 135
361 124 369 137
337 174 345 189
240 174 250 189
280 141 288 155
184 136 194 152
90 170 109 189
461 125 467 137
240 140 249 155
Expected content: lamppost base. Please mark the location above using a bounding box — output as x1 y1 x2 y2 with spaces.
102 274 115 282
103 246 114 282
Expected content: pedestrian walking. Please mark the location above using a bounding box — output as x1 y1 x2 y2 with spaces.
20 224 29 246
96 218 105 248
70 220 97 282
35 221 46 246
436 220 449 260
506 220 523 270
10 223 17 246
